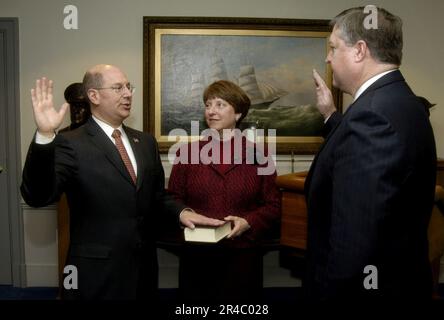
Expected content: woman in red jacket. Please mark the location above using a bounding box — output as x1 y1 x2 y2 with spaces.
168 80 281 302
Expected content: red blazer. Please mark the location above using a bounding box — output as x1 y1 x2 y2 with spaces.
168 137 281 248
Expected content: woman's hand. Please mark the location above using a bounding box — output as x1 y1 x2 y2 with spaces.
179 209 225 229
224 216 250 239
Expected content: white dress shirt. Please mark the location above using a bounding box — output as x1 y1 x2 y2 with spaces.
324 69 397 123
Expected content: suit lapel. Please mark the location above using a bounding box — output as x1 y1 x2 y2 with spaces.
85 119 135 186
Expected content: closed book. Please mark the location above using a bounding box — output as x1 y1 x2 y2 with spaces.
184 223 232 243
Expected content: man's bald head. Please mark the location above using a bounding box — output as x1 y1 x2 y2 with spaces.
82 64 123 104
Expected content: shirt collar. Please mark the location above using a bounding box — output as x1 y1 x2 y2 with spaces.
92 115 124 138
354 69 397 101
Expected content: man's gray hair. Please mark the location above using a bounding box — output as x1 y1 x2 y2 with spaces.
331 7 403 65
82 71 103 104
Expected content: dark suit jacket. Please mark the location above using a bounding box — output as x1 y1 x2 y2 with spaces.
304 70 437 300
21 118 185 299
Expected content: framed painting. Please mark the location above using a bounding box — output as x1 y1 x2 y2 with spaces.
143 17 341 154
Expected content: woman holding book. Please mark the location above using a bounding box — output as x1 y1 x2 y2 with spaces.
169 80 281 302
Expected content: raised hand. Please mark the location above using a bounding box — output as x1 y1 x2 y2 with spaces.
313 69 336 119
31 77 69 137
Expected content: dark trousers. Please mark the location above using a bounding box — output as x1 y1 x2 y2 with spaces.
179 245 263 303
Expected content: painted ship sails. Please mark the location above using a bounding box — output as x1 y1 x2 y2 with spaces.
190 73 205 109
238 65 287 109
209 58 229 84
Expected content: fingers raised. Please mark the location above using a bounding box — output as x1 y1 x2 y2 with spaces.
35 79 42 103
31 88 37 107
47 79 53 100
59 102 70 118
41 77 48 100
313 69 327 89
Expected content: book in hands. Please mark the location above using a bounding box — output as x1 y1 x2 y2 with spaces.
184 223 232 243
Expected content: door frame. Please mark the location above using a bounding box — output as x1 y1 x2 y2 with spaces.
0 18 25 287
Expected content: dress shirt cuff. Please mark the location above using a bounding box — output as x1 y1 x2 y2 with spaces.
35 131 56 144
324 114 332 124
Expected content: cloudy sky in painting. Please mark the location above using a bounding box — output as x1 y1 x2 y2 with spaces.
161 34 328 106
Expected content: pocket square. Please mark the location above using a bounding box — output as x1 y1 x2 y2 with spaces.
133 138 139 143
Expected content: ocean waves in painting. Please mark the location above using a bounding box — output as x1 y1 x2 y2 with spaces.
161 103 324 137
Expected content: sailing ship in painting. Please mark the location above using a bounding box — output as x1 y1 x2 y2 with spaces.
190 73 205 109
194 57 289 111
237 64 288 110
163 57 323 136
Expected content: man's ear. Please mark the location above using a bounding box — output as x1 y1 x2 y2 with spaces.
354 40 368 62
87 89 99 105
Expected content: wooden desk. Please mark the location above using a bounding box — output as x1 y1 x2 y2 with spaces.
276 172 307 250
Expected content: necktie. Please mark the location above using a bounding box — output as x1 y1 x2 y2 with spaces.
112 129 137 185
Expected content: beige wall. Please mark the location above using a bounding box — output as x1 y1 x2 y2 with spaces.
0 0 442 161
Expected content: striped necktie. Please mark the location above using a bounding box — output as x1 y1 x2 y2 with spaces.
111 129 137 185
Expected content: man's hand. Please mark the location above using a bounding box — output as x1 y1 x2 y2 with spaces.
31 77 69 137
224 216 250 239
313 69 336 120
179 209 225 229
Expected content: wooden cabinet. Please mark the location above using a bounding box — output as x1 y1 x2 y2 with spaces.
276 172 308 250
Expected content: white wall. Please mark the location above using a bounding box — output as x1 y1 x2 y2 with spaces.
1 0 443 286
22 205 58 287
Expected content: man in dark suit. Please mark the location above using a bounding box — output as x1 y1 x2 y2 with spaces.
21 64 223 299
305 7 437 300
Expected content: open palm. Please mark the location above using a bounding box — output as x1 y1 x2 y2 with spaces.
31 77 69 136
313 69 336 118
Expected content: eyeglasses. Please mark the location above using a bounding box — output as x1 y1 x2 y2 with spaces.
94 83 135 95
